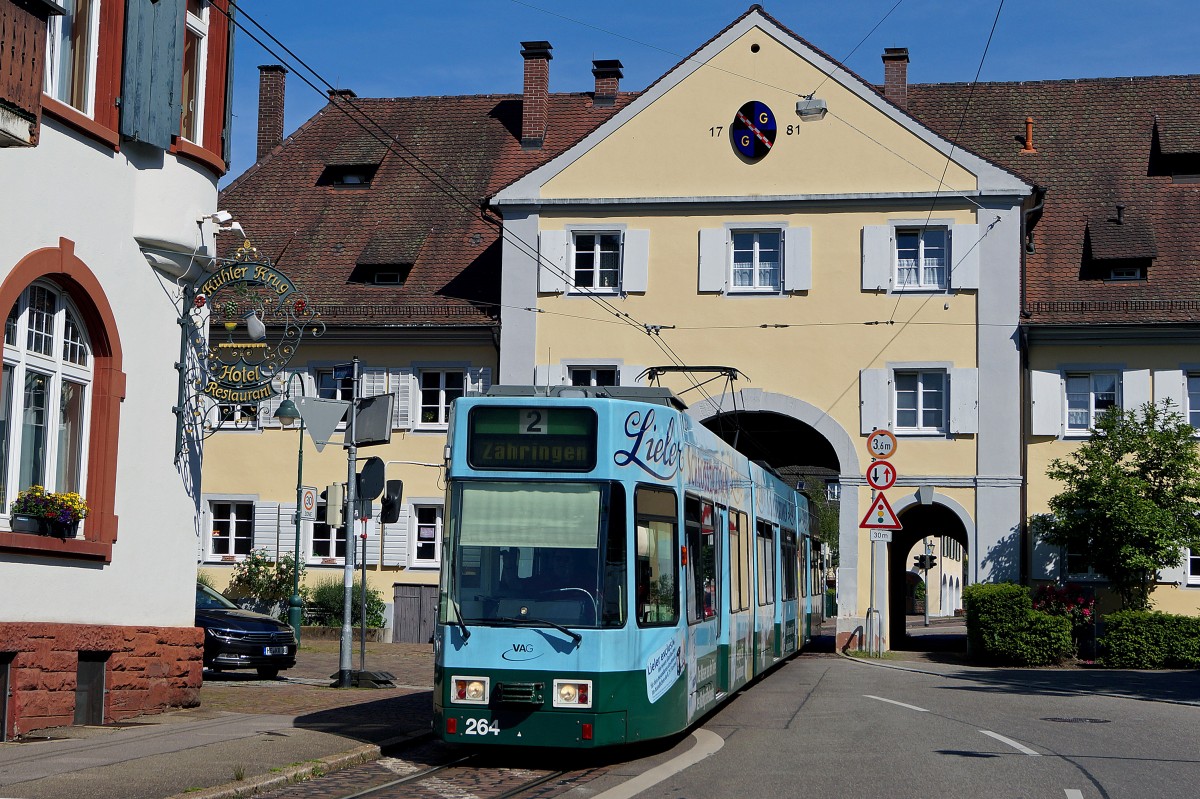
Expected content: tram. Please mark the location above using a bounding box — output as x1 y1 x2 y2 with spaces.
434 386 817 748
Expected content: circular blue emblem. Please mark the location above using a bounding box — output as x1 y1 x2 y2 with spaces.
731 101 776 162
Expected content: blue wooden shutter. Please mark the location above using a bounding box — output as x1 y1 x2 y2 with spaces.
121 0 186 150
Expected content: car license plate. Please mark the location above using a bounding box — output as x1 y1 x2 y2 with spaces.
263 646 287 656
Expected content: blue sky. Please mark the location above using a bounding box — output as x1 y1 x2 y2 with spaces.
222 0 1199 183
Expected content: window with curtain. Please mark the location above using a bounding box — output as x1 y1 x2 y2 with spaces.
44 0 99 115
1 282 92 516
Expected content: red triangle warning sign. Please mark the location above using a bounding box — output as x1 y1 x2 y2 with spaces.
860 493 902 530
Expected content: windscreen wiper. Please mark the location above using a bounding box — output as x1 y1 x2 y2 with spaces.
449 600 471 641
495 616 582 646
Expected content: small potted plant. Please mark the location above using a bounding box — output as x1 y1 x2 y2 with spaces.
10 486 89 537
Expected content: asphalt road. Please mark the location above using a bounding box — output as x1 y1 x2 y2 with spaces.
570 653 1200 799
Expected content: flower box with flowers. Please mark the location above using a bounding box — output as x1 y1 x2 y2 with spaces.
9 486 89 538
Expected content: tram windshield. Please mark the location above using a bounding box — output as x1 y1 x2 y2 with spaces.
445 481 626 630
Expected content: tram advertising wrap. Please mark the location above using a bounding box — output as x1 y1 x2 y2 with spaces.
434 387 817 748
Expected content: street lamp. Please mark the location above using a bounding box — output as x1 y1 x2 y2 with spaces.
273 376 305 644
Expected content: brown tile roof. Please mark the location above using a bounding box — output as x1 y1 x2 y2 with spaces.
219 91 634 326
906 75 1200 325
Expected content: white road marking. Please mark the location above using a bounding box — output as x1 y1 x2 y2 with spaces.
590 729 724 799
1065 791 1084 799
864 694 929 712
979 729 1041 756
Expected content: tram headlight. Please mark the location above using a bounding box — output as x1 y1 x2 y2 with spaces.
552 679 592 709
451 675 489 704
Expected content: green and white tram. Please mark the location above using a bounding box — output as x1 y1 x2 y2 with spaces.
434 386 815 747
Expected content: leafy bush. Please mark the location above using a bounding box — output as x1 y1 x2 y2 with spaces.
963 583 1073 666
306 577 386 628
225 550 306 620
1100 611 1200 668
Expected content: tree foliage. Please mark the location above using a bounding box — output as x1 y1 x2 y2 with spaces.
1033 401 1200 610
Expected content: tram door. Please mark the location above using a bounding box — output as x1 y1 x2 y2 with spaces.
685 497 721 719
727 507 753 691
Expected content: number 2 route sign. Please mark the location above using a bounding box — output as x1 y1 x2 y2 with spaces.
860 492 902 530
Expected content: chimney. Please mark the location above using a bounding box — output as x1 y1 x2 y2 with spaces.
256 65 287 162
1021 116 1037 153
521 41 552 149
592 59 623 108
882 47 909 110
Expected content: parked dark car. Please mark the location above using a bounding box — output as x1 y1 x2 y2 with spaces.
195 583 296 679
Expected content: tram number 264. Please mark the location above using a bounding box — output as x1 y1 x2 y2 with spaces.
463 718 501 736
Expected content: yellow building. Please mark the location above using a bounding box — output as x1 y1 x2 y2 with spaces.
490 8 1031 650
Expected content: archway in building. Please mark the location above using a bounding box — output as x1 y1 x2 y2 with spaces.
886 501 970 650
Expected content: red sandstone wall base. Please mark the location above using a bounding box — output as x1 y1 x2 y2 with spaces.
0 622 202 739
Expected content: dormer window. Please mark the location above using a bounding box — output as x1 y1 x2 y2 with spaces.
318 164 378 187
1109 266 1144 281
1082 212 1156 282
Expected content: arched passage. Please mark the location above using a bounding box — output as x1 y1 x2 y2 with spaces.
886 495 971 648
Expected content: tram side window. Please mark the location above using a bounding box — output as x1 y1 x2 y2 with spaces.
685 497 719 624
602 483 627 626
757 520 775 606
636 486 678 626
781 529 798 601
729 509 750 612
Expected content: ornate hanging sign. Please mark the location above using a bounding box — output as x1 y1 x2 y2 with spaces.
175 241 324 459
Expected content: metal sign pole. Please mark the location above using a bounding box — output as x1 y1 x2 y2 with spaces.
337 357 360 688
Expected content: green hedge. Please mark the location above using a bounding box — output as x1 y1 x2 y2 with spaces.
306 577 386 628
963 583 1073 666
1100 611 1200 668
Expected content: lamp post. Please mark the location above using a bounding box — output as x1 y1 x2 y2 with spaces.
273 375 305 644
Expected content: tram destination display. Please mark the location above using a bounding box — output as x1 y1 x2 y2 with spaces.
468 406 597 471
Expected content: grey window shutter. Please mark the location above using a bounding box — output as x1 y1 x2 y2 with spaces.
859 368 889 434
950 224 981 290
623 229 650 293
382 505 409 567
949 368 979 434
252 502 280 555
534 363 566 388
363 515 382 566
782 227 812 291
1122 368 1150 411
538 230 567 293
1153 369 1185 412
619 364 645 386
1158 558 1187 586
467 366 492 394
389 368 414 429
261 369 302 429
120 0 186 150
698 228 726 292
1030 370 1062 436
861 226 892 292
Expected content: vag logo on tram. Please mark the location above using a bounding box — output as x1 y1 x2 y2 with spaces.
502 643 541 662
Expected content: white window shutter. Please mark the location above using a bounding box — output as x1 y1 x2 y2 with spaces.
782 226 812 292
619 364 645 386
861 226 892 291
362 367 387 399
1122 368 1150 412
1030 369 1062 436
698 228 726 292
1158 557 1187 586
949 368 979 434
538 230 568 293
389 368 414 429
252 502 280 555
277 504 298 556
623 229 650 293
382 504 409 567
950 224 981 289
363 515 382 566
859 368 889 434
467 366 492 395
262 370 297 428
1153 369 1185 412
534 363 566 388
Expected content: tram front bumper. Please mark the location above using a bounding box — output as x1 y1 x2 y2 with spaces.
437 708 628 747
